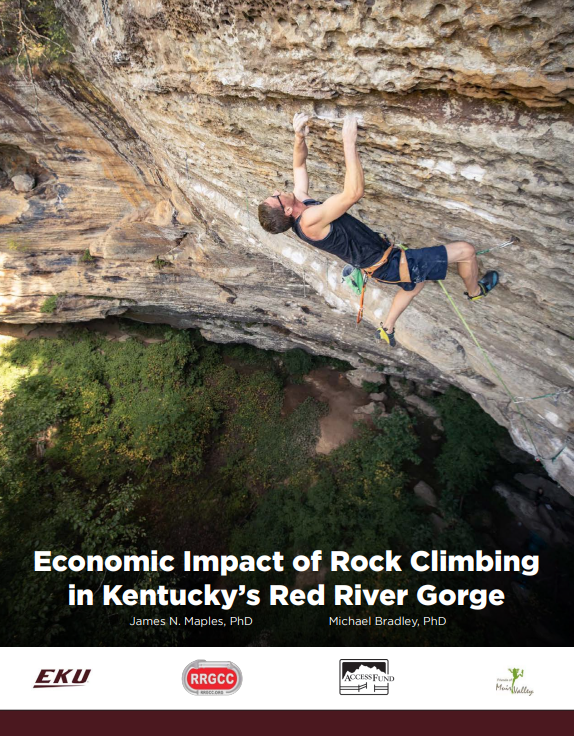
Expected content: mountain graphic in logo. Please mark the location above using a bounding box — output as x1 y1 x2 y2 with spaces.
341 661 388 678
339 659 394 695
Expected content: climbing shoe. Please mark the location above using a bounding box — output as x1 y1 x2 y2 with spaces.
465 270 499 301
378 324 396 347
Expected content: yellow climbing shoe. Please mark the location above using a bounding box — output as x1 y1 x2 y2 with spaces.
378 325 396 347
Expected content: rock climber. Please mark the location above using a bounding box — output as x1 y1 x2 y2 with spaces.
258 112 499 346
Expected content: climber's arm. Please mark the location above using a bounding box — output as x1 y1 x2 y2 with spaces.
293 112 310 200
300 115 364 238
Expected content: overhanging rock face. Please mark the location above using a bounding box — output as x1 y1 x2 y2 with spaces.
0 1 573 491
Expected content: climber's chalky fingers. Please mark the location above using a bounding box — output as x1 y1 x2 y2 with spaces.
293 112 310 137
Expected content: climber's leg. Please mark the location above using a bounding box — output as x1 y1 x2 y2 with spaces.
381 282 425 338
444 240 499 300
445 240 481 297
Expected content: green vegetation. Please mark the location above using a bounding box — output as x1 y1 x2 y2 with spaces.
0 0 72 68
153 256 170 270
0 325 568 646
232 410 421 556
80 249 95 263
433 387 506 500
6 238 27 252
0 327 327 644
361 380 382 393
281 347 314 377
226 409 502 646
40 295 57 313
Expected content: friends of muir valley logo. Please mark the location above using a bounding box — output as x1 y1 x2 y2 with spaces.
496 668 534 697
339 659 395 695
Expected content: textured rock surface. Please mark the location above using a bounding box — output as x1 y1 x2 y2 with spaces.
494 481 572 545
0 1 573 490
11 174 35 193
514 472 574 510
413 480 438 507
405 394 440 417
390 376 415 396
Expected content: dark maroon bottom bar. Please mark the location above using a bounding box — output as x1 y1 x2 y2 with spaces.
1 710 571 731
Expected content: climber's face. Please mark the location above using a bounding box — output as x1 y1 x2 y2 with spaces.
264 190 295 215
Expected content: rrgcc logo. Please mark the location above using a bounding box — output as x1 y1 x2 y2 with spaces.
182 660 242 696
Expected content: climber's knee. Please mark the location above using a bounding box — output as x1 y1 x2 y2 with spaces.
462 241 476 260
445 241 476 264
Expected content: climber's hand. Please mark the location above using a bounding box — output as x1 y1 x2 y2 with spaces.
293 112 310 138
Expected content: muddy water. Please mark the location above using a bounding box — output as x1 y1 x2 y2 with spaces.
282 367 373 454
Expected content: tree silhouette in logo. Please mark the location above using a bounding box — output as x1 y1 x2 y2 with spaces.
508 668 524 693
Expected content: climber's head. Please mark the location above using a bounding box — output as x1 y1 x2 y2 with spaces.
258 190 296 234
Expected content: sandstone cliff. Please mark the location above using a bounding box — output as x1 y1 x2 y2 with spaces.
0 1 573 490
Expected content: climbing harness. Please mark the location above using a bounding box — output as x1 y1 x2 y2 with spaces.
355 237 411 324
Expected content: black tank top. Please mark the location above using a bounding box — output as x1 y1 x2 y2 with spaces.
291 199 388 268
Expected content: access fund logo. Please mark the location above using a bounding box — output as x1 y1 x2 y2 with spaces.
34 669 91 688
339 659 394 695
182 660 242 696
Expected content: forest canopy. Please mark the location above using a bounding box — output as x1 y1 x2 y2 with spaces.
0 323 569 646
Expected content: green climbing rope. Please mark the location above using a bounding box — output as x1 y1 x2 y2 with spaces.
512 389 571 405
551 446 567 462
437 279 567 463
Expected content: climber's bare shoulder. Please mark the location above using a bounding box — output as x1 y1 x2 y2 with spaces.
299 191 356 240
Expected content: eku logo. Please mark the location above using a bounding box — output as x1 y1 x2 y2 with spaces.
34 669 91 688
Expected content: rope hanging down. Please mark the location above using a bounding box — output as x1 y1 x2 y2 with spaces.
437 278 568 464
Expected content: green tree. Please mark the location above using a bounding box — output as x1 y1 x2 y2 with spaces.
433 388 505 499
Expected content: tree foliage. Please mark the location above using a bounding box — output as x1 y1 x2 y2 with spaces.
433 388 505 498
0 326 562 647
0 0 72 68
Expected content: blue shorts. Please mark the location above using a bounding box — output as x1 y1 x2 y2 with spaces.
372 245 448 292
